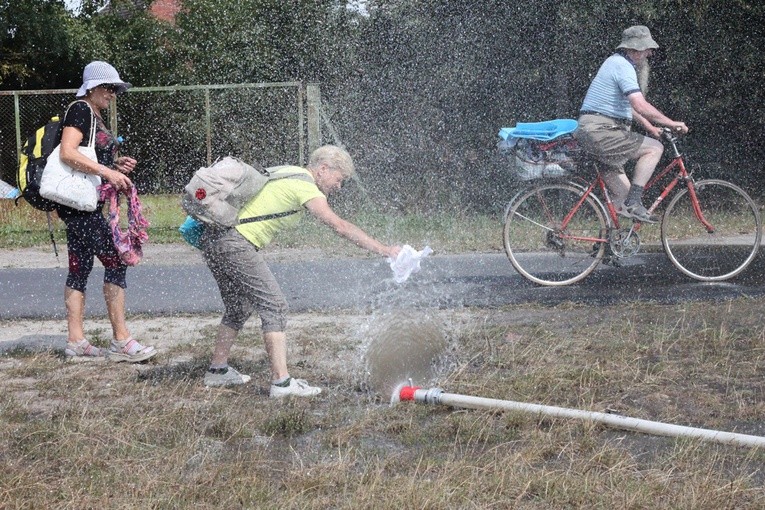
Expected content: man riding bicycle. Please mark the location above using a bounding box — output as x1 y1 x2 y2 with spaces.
575 25 689 223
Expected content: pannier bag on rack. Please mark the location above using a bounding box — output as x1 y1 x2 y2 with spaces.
498 119 579 181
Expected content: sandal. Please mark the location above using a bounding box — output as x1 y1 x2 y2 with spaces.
108 337 157 363
65 339 105 359
624 203 659 224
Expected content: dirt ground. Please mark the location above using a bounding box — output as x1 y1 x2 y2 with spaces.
0 242 330 269
0 243 483 393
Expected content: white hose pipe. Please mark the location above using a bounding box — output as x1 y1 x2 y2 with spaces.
397 386 765 448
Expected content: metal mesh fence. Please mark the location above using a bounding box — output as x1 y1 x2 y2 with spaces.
0 82 309 194
0 90 75 192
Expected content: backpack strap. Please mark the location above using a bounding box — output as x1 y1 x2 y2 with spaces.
45 211 59 261
238 209 301 225
63 100 96 142
236 171 314 225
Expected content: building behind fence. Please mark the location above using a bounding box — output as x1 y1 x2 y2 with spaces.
0 82 326 194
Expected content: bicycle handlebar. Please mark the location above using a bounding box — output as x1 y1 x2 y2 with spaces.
660 127 683 143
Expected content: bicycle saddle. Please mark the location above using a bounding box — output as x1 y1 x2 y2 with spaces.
498 119 578 141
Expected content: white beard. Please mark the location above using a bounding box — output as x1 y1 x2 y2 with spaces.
637 61 650 96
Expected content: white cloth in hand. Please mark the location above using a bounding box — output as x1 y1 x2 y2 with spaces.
388 245 433 283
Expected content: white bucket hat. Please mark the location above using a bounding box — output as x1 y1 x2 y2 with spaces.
76 61 132 98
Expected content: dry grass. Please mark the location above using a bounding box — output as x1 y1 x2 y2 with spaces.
2 300 765 508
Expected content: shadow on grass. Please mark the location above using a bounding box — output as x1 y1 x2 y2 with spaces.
136 356 269 387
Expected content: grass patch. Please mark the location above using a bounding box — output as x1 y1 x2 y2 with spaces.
2 300 765 507
1 194 503 252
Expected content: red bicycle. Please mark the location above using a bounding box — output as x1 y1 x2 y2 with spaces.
502 129 762 286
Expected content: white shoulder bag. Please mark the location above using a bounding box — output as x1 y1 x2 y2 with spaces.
39 101 102 211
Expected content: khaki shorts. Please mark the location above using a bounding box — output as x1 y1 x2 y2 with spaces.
574 114 644 173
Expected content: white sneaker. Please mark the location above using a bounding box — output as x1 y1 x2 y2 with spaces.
204 367 252 387
269 378 322 399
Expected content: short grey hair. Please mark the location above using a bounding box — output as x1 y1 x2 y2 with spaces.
307 145 355 178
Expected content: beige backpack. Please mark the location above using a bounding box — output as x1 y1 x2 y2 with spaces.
182 157 312 227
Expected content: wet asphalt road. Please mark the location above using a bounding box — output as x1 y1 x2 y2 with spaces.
2 251 765 320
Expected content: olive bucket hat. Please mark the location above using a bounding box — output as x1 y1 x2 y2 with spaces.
616 25 659 51
76 61 132 98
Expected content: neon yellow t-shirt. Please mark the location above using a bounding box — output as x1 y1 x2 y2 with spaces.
235 166 324 249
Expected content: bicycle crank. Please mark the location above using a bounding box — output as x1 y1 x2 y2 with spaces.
609 229 640 258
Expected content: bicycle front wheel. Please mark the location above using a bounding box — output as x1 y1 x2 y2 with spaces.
662 179 762 281
503 183 608 286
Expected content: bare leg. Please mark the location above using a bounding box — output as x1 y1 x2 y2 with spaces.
103 283 157 362
64 287 86 342
263 331 289 381
264 330 320 397
103 283 131 341
603 172 630 206
631 137 664 187
211 324 238 367
202 324 250 386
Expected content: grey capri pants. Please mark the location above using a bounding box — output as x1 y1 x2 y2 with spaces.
201 227 288 333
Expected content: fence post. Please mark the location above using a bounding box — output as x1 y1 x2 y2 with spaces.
297 84 305 165
13 92 21 163
205 88 212 166
306 84 322 155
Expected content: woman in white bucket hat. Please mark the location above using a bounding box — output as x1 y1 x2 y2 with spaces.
75 60 132 98
57 61 157 363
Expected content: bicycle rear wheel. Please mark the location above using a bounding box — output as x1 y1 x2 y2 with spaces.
662 179 761 281
503 182 608 286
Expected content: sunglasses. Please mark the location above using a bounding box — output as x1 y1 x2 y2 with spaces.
99 84 120 93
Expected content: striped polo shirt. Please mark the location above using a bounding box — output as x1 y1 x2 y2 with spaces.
580 53 641 121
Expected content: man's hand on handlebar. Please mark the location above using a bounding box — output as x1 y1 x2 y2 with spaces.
647 125 663 139
659 122 689 141
668 121 689 135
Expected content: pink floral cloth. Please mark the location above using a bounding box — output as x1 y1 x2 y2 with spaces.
98 184 149 266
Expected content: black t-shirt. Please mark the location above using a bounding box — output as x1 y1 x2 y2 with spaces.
62 100 117 168
57 100 117 219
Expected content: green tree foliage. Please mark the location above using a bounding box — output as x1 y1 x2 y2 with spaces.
0 0 80 88
651 1 765 188
0 0 172 90
340 0 576 212
341 0 765 211
111 0 358 191
77 0 173 85
1 0 763 204
164 0 353 85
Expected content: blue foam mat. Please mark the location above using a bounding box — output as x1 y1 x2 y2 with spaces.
498 119 578 141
